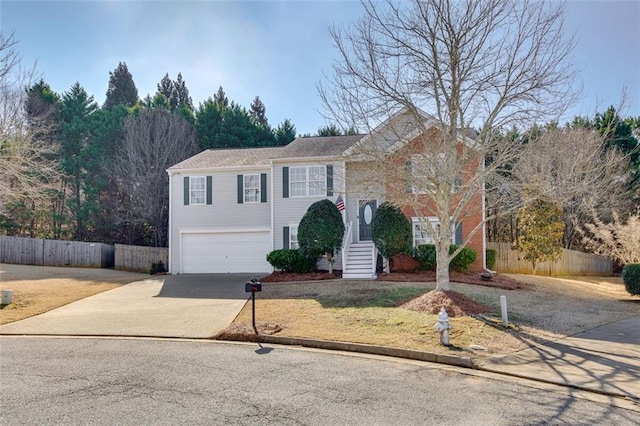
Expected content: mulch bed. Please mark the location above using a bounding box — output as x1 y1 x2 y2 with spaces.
400 290 492 317
258 270 528 290
377 271 529 290
259 271 342 282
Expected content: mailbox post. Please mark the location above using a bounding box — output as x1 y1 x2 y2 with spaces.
245 278 262 334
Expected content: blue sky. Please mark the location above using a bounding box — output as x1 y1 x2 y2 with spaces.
2 0 639 134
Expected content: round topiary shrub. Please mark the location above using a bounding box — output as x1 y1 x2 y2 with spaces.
449 244 477 272
414 244 437 271
622 264 640 295
298 199 345 273
371 202 412 266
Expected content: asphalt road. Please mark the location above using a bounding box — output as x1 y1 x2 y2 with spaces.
1 337 637 425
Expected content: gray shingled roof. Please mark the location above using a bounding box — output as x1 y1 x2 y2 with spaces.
279 134 363 159
167 135 364 171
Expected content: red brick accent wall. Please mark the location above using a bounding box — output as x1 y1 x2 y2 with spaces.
383 129 486 271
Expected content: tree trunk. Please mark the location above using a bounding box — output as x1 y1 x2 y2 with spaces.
436 246 451 291
326 252 333 274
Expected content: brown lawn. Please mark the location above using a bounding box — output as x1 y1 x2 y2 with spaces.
0 263 146 325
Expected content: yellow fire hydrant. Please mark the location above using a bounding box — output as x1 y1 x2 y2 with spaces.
434 307 452 346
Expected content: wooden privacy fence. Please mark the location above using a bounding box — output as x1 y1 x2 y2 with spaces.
114 244 168 273
0 235 115 268
487 242 612 276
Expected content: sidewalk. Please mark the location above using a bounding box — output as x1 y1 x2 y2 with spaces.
474 316 640 402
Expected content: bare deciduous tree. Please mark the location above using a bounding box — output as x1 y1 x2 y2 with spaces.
512 126 632 249
111 108 199 246
0 31 60 219
578 209 640 265
320 0 577 290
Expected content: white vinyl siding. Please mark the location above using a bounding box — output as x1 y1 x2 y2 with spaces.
244 174 260 203
169 171 271 273
190 176 206 205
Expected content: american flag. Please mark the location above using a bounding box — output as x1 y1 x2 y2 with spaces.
335 195 345 212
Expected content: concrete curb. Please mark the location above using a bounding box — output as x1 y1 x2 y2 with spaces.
256 334 475 369
253 335 639 406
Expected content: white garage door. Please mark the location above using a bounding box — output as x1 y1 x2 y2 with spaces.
181 231 271 273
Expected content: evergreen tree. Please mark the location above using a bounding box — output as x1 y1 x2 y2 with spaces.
250 96 268 127
104 62 138 109
195 98 225 150
26 79 60 127
173 72 193 110
297 199 345 274
157 73 174 102
274 119 296 145
59 83 99 241
213 86 228 107
317 123 343 136
518 192 564 275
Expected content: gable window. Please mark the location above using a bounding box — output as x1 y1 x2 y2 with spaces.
190 176 206 205
244 174 260 203
289 165 327 197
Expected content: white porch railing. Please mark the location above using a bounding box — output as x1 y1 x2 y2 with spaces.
341 221 352 272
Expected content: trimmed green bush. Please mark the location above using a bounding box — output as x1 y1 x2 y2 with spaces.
449 244 477 272
267 249 316 273
414 244 437 271
622 264 640 295
298 199 345 273
413 244 478 272
150 261 167 275
371 202 412 261
486 249 497 270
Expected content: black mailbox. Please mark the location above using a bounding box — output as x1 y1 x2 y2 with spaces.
245 278 262 293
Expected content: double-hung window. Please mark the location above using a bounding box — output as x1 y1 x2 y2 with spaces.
290 167 308 197
190 176 206 205
412 217 456 247
289 165 326 197
243 174 260 203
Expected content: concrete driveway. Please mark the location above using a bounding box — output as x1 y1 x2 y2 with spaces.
0 274 259 338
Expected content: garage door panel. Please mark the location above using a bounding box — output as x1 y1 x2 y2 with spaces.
182 232 271 273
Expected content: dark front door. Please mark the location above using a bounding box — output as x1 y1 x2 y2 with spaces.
358 200 377 241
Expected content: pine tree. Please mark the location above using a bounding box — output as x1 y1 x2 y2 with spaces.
317 124 343 136
104 62 138 109
213 86 228 107
249 96 268 127
173 72 193 110
274 119 296 145
157 73 174 102
59 83 99 240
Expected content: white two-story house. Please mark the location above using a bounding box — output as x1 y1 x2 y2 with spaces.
166 110 486 278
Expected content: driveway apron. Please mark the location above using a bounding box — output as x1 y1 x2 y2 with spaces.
0 274 258 338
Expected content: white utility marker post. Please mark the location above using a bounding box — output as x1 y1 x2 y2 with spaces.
500 295 508 327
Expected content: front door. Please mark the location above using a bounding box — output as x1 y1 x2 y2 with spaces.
358 200 377 241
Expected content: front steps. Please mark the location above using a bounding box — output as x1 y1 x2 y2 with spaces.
342 242 376 279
